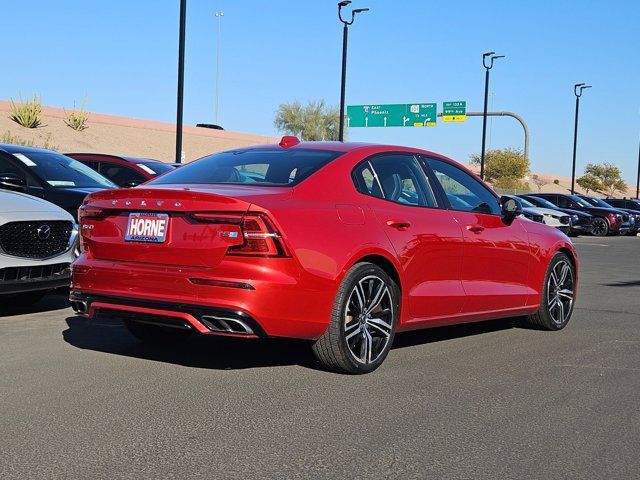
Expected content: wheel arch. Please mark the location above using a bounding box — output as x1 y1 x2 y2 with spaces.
557 246 577 268
356 254 402 293
342 248 403 294
552 242 579 293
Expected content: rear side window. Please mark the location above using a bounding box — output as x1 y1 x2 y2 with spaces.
150 149 341 186
353 154 438 208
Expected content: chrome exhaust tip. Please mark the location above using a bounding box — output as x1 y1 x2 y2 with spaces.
71 300 89 315
201 315 255 335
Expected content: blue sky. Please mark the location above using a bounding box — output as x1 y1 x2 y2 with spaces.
2 0 639 180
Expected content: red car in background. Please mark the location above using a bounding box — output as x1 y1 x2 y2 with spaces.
70 138 578 374
66 153 175 187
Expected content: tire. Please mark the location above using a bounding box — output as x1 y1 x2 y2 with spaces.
5 291 48 307
311 262 399 374
124 319 192 345
525 252 575 330
591 217 609 237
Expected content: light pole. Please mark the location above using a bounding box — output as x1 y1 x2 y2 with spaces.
338 1 369 142
570 83 591 194
480 51 504 180
636 136 639 199
175 0 187 164
214 10 224 125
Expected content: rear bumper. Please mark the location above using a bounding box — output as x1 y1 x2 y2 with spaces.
71 255 334 340
70 292 266 338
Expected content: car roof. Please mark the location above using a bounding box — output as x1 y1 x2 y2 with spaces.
224 140 442 156
66 152 162 164
0 143 57 154
209 141 463 171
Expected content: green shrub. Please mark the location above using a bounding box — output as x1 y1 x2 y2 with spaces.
1 131 35 147
64 97 89 131
9 94 43 128
1 130 58 151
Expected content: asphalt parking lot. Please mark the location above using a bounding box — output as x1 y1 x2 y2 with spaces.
1 236 639 479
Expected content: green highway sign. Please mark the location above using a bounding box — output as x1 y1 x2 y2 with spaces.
347 103 437 128
442 101 466 122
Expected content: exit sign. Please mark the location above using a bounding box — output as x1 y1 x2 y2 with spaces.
442 101 466 122
347 103 437 128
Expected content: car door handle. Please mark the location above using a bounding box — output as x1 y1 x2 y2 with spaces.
387 220 411 230
466 224 485 233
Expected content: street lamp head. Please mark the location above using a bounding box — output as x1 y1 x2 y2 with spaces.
574 83 591 97
483 52 503 69
338 2 369 25
215 11 224 17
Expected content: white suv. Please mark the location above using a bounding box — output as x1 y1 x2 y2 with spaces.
0 190 78 306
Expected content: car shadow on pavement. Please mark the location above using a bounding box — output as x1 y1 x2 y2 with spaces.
392 318 517 350
602 280 640 287
0 290 71 318
63 314 520 372
62 315 319 370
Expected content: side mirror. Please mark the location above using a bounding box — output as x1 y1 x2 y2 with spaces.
500 196 523 222
0 173 27 191
124 180 141 188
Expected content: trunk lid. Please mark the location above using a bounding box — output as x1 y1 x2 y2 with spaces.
81 186 290 267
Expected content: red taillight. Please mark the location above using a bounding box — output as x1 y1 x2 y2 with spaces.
78 205 108 220
78 206 110 253
228 214 289 257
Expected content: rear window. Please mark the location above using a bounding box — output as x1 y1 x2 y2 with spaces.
150 149 342 186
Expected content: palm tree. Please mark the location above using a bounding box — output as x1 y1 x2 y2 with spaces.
274 100 341 141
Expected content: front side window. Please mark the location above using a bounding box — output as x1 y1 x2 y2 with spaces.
426 158 500 215
353 154 437 208
150 149 341 186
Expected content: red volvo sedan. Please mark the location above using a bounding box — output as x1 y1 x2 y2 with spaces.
71 138 577 374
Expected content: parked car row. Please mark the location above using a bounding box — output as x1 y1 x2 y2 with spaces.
495 193 638 238
0 145 178 216
527 193 638 237
0 145 177 303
